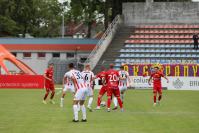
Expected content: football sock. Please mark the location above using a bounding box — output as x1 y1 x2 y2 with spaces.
107 97 111 108
50 92 55 99
44 93 49 100
97 97 101 107
81 105 86 120
154 95 157 103
117 97 123 108
73 105 78 121
121 94 124 102
77 103 80 111
158 95 162 101
87 97 93 108
60 98 64 106
113 97 118 107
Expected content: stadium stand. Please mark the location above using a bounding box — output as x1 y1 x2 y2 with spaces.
115 25 199 67
92 24 199 72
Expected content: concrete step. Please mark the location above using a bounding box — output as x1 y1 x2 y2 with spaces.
93 25 134 73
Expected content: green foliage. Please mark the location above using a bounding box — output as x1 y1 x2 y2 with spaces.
0 0 62 37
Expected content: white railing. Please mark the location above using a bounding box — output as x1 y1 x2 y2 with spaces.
85 15 122 70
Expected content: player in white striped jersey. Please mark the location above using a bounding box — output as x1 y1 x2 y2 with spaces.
81 64 95 111
113 65 131 110
60 70 75 108
64 63 88 122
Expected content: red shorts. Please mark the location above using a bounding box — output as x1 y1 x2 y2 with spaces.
107 87 120 97
99 86 107 96
45 82 55 92
153 85 162 94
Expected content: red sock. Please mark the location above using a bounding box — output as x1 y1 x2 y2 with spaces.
154 95 156 103
107 98 111 108
44 93 49 100
158 95 162 101
97 97 101 107
117 97 123 108
50 92 55 99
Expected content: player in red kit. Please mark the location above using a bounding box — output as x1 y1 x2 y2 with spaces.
43 63 55 104
105 64 124 112
148 66 169 106
95 66 107 110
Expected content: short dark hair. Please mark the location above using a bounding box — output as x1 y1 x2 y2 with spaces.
109 63 114 69
154 67 159 69
120 65 124 70
68 63 74 68
48 63 54 67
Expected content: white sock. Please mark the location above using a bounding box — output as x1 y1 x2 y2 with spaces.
81 105 86 120
77 103 80 111
113 97 118 107
121 94 124 102
60 98 64 106
73 105 78 121
87 97 93 108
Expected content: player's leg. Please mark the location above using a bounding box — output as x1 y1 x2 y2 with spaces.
80 88 88 121
80 100 87 122
106 88 112 112
114 88 123 111
73 100 79 122
113 86 124 110
60 90 66 107
43 84 50 104
96 86 106 109
49 84 55 104
87 87 94 111
113 96 118 110
157 87 162 104
120 86 127 103
73 89 83 122
153 88 158 106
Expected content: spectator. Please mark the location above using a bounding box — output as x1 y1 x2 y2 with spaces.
193 33 198 50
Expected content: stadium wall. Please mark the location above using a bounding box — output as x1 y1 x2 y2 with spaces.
0 38 98 74
123 2 199 25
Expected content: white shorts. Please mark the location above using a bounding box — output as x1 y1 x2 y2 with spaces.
63 84 75 93
74 88 88 101
87 87 94 96
119 86 127 92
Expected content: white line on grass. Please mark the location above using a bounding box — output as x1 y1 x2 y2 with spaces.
126 111 198 115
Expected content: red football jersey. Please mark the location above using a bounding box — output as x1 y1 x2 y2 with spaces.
45 68 54 82
96 71 107 86
151 71 164 86
105 69 119 88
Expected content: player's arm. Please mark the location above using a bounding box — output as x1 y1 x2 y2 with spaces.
43 72 51 81
71 76 78 93
62 76 67 88
127 73 132 87
126 72 131 83
119 76 126 80
148 75 152 85
72 78 78 93
91 72 95 82
163 75 169 83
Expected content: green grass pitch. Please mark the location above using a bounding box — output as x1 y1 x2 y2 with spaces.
0 88 199 133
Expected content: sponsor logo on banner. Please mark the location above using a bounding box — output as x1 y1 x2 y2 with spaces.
130 76 199 90
172 78 184 89
0 75 44 89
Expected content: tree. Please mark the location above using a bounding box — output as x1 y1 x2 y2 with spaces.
0 0 63 37
68 0 105 38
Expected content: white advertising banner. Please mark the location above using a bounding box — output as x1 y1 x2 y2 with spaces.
167 77 199 90
130 76 199 90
